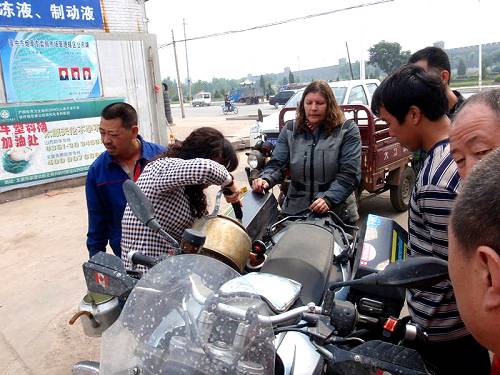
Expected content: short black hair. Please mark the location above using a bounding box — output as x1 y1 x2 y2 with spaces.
451 148 500 256
371 64 448 124
101 102 138 130
453 88 500 122
409 46 451 83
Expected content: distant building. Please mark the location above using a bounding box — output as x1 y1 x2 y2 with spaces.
433 41 445 49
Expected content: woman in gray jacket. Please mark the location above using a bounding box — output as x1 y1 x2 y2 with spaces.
252 80 361 223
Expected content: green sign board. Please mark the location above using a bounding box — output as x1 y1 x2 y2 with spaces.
0 97 124 189
0 97 124 125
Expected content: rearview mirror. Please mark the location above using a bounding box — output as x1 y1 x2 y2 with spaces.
329 256 448 290
123 179 155 226
123 180 180 247
375 256 448 288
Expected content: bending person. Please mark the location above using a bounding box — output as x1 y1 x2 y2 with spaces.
252 80 361 223
121 127 241 273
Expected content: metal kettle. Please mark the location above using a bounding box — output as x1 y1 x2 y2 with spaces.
69 292 121 337
192 190 251 273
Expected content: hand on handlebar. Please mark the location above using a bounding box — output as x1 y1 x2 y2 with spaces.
252 178 269 193
309 198 330 214
223 182 242 206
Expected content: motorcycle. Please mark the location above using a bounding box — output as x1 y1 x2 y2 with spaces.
222 102 238 115
71 181 447 374
245 138 289 208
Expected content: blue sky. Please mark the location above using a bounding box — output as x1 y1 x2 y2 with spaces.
146 0 499 81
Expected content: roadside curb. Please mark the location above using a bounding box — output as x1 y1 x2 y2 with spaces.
226 115 259 121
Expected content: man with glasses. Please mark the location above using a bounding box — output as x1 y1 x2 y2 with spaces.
85 102 165 258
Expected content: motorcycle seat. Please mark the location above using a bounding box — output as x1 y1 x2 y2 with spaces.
261 222 339 305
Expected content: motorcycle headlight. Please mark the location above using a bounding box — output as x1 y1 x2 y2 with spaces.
247 150 264 169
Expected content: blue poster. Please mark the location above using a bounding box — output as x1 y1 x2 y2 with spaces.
0 1 103 29
0 32 102 103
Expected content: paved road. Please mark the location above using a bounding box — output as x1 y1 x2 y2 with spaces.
171 100 278 119
0 116 407 374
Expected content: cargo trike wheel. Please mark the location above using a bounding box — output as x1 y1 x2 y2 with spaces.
390 166 415 212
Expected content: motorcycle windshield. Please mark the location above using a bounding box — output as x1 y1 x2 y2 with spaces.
100 254 275 375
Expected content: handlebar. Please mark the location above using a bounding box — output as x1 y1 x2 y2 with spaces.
128 250 159 268
232 202 243 221
189 275 322 325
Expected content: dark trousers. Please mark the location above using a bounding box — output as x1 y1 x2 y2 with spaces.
419 334 491 375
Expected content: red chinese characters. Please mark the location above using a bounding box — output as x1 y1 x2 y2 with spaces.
0 125 10 135
1 137 13 149
15 135 26 147
28 134 39 146
0 122 47 149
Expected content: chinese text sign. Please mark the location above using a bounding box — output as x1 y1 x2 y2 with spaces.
0 32 102 103
0 0 103 29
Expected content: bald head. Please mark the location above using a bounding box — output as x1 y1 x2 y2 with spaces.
450 89 500 178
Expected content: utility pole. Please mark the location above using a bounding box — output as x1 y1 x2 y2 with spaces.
478 0 482 90
345 41 355 80
172 30 185 118
183 18 192 102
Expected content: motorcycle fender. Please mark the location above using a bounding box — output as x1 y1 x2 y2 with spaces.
276 331 323 375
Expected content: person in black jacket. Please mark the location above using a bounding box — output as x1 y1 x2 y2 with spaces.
252 80 361 223
162 82 174 125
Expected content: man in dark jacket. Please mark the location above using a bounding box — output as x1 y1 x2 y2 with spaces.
162 82 174 125
85 102 165 258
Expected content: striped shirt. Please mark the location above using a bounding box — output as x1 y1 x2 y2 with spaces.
406 139 467 342
121 157 232 273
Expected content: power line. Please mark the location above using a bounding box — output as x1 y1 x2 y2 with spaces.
158 0 394 49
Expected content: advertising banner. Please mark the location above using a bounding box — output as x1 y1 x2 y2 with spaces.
0 0 103 29
0 98 123 188
0 32 101 103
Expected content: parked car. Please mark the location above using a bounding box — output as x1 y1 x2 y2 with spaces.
268 89 298 108
192 92 211 107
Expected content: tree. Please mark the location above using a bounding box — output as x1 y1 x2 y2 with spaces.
493 51 500 64
457 58 467 76
288 71 295 84
467 52 476 68
259 75 265 90
266 82 275 96
282 76 288 86
368 41 411 75
482 55 492 77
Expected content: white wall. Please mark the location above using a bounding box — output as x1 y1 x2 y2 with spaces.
96 34 166 145
102 0 147 33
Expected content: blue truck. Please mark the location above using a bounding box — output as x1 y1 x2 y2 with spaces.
228 81 264 104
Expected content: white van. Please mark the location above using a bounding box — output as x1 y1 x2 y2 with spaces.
192 92 212 107
250 79 380 147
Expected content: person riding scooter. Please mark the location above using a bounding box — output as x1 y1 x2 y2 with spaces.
224 95 232 112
